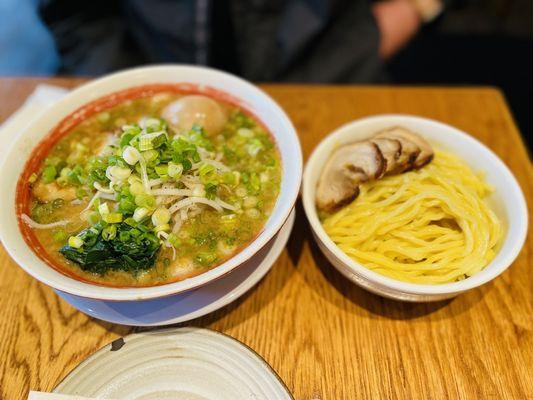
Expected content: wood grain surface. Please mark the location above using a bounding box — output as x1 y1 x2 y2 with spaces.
0 78 531 400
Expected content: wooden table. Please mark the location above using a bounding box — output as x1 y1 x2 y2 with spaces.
0 78 531 400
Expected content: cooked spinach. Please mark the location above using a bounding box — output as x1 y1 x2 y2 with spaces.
60 223 160 275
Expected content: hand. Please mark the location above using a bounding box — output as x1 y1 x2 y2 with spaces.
372 0 422 60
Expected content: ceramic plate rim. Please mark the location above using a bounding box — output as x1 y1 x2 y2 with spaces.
53 327 294 399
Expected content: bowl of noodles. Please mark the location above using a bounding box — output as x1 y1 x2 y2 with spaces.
302 115 528 302
0 65 302 301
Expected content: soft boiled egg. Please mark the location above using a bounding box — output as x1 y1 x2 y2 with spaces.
162 95 227 135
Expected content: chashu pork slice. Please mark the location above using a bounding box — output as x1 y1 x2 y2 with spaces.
374 128 419 173
316 141 385 212
375 126 433 170
370 137 402 174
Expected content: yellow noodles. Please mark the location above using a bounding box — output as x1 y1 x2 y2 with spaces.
322 151 502 284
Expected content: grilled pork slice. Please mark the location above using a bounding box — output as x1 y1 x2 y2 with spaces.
316 126 434 212
375 127 433 170
316 141 384 212
371 137 402 174
374 128 418 173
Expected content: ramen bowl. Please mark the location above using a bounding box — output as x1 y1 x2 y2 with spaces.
302 115 528 302
0 65 302 301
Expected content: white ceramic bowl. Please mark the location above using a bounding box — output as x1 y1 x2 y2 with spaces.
0 65 302 301
302 114 528 302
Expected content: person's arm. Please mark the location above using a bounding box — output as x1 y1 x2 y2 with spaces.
372 0 443 60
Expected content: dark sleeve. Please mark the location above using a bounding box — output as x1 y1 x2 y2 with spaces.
228 0 384 83
42 0 200 75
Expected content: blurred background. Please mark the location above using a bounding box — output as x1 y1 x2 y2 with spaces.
1 0 531 150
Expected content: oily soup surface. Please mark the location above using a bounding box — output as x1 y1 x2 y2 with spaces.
25 91 281 286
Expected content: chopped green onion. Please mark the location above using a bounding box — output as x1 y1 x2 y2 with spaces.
247 138 263 157
119 230 130 242
120 133 136 148
133 207 150 222
221 214 237 225
28 173 38 184
75 142 88 152
75 187 87 199
199 163 216 184
196 252 217 266
221 172 236 185
180 158 192 171
92 198 101 212
102 224 117 241
135 194 155 208
44 156 64 168
237 128 254 138
122 124 138 132
245 208 260 219
124 217 137 227
67 170 83 185
139 136 153 151
56 176 68 187
152 207 171 226
142 150 159 163
52 198 64 209
155 165 168 176
103 212 123 224
192 185 205 197
243 196 258 208
168 162 183 179
154 224 170 233
128 174 142 184
168 233 181 248
129 228 141 237
86 211 100 225
130 181 145 196
68 236 84 249
152 133 167 148
236 187 247 197
205 183 218 200
60 167 71 178
121 124 142 137
97 112 110 123
144 118 161 129
243 172 261 194
107 166 131 181
119 197 136 214
53 229 67 243
98 202 110 216
42 165 57 184
122 146 140 165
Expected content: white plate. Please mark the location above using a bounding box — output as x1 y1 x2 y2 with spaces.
53 327 293 399
56 209 295 326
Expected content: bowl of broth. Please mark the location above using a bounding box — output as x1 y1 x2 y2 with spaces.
0 65 302 301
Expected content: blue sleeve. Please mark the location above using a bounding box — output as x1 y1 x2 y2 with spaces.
0 0 60 75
